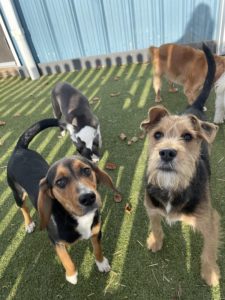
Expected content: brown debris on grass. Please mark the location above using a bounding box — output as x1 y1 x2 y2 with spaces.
114 193 122 203
110 92 121 97
92 96 100 102
138 132 145 140
0 121 6 126
119 133 127 140
105 162 117 170
125 203 132 214
131 136 138 143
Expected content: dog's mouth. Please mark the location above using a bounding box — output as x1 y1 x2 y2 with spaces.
157 162 176 172
81 204 99 215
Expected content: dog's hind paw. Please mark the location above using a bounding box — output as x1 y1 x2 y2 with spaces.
96 257 111 272
66 272 78 285
25 221 35 233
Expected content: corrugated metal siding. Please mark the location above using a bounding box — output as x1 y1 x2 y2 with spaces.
13 0 220 64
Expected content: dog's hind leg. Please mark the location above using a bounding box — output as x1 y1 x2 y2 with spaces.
52 99 66 136
55 244 77 285
21 201 35 233
7 177 35 233
150 47 163 102
152 72 163 103
183 82 200 105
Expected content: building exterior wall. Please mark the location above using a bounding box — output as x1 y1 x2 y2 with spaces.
11 0 220 65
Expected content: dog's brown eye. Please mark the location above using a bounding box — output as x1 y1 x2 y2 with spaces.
182 133 193 142
55 177 68 188
154 131 164 140
81 167 91 177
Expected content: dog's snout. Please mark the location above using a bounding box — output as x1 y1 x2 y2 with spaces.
79 192 96 206
159 148 177 162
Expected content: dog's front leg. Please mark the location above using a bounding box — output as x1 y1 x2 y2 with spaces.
144 192 164 252
146 213 164 252
153 74 162 103
91 229 111 273
195 209 221 287
55 243 78 285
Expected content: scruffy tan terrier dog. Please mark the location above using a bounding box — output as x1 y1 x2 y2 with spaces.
141 44 220 286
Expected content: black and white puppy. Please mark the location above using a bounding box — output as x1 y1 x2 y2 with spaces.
52 82 101 162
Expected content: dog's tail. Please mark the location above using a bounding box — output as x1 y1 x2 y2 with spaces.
191 43 216 111
15 118 59 150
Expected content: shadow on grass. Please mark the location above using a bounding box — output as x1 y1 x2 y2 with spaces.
0 63 224 299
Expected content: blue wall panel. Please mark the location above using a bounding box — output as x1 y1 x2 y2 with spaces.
13 0 220 64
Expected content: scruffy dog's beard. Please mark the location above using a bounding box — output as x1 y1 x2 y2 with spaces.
147 156 197 192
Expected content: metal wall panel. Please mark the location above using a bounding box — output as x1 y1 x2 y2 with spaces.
13 0 220 64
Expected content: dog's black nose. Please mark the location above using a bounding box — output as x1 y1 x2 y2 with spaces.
79 192 96 206
159 149 177 162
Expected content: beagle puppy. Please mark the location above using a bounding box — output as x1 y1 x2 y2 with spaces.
7 119 118 284
52 82 102 162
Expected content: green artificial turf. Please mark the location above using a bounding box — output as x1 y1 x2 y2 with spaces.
0 63 224 300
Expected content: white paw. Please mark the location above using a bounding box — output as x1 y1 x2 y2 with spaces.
25 221 35 233
61 130 66 137
91 154 100 163
203 106 207 112
66 272 78 285
96 257 111 272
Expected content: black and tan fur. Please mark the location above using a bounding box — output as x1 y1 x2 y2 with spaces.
141 44 220 286
7 119 118 284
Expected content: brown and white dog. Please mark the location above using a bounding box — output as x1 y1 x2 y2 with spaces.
141 44 221 286
150 43 225 123
7 119 118 285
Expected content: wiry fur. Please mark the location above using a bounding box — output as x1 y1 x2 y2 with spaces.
141 44 221 286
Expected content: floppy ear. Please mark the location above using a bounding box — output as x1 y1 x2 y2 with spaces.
91 164 119 193
189 115 218 143
140 105 169 132
37 177 54 230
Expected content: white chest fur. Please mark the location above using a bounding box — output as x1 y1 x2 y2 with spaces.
76 210 96 240
165 202 172 214
66 124 101 150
